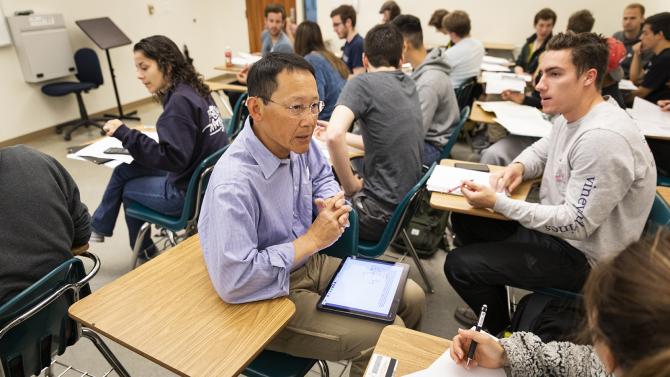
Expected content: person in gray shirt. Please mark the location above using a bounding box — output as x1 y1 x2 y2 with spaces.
393 14 461 165
0 145 91 305
444 33 656 335
612 3 653 78
261 4 293 56
317 24 423 242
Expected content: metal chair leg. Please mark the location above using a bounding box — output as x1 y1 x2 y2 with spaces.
401 229 435 294
81 328 131 377
132 222 152 269
317 360 330 377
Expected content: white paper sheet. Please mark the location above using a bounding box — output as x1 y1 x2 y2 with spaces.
232 52 262 66
632 97 670 125
71 131 159 167
427 166 491 195
479 101 553 138
480 63 511 72
618 79 638 91
485 76 526 94
482 55 513 66
405 348 506 377
481 71 532 83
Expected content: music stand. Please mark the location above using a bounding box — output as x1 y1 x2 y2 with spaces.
76 17 140 121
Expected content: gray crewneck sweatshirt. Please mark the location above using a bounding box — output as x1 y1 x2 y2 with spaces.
411 47 460 148
493 98 656 264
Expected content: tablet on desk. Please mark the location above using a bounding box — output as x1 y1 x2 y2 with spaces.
317 257 409 323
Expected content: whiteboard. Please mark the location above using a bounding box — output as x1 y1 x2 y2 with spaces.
0 6 10 47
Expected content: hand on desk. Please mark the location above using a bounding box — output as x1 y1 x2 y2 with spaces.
501 90 524 104
103 119 123 136
461 180 497 209
659 99 670 112
450 328 505 369
490 162 524 194
236 65 249 85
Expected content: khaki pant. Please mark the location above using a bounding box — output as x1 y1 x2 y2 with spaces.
266 254 426 377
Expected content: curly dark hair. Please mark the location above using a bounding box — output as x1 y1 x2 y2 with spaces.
133 35 210 102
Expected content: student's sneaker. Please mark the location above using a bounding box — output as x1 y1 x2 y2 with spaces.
454 307 478 327
89 231 106 243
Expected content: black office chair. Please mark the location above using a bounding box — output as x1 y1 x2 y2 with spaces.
42 48 109 141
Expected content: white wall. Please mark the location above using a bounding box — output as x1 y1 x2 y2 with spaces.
0 0 249 142
317 0 668 54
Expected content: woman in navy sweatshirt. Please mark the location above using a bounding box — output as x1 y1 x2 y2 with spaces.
90 35 228 257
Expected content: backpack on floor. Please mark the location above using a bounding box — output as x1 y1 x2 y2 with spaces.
509 292 583 343
391 191 449 257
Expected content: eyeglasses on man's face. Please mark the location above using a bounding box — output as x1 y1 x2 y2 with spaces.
259 97 325 117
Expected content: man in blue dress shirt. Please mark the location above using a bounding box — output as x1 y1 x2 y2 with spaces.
198 53 425 377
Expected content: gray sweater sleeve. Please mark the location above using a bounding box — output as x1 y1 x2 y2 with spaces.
514 136 550 180
493 129 636 241
500 332 609 377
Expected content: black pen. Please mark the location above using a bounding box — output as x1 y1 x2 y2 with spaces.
466 304 488 368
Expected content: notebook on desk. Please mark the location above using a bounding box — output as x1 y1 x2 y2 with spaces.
427 166 491 195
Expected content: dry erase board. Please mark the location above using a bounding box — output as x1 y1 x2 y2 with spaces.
0 7 11 46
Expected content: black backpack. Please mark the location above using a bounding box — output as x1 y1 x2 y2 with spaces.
509 292 584 343
391 189 449 257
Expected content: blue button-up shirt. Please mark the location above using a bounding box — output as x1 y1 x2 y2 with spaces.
199 121 340 303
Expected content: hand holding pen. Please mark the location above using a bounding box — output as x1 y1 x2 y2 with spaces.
450 305 506 369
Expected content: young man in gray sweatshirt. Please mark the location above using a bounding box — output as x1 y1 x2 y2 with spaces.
444 33 656 335
392 14 461 165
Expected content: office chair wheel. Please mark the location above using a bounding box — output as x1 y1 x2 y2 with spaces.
64 134 72 141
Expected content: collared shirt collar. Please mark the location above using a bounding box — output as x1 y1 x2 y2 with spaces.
240 118 294 180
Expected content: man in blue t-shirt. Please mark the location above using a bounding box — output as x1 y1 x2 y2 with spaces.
330 5 365 75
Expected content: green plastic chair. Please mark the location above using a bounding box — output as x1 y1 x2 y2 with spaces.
657 174 670 187
125 145 229 268
223 92 249 140
649 192 670 226
440 106 471 160
0 253 129 377
244 211 359 377
357 164 436 293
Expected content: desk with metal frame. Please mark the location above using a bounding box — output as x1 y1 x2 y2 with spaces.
68 235 295 377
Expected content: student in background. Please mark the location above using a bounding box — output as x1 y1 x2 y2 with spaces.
567 9 595 34
379 1 401 24
393 14 461 165
451 229 670 377
613 3 653 78
90 35 228 257
629 12 670 104
294 21 348 121
445 33 656 335
428 9 449 35
261 3 293 56
442 11 485 87
319 24 424 242
198 53 424 377
330 5 365 75
0 145 90 305
514 8 556 75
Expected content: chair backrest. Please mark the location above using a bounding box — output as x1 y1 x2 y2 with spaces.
228 93 249 139
357 164 436 257
180 145 230 229
0 254 97 377
455 77 477 110
649 193 670 226
74 48 104 86
321 210 359 259
440 106 471 159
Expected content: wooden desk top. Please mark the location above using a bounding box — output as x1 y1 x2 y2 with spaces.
214 64 245 74
365 326 452 376
69 235 295 377
470 101 498 125
429 159 535 220
206 80 247 93
658 186 670 205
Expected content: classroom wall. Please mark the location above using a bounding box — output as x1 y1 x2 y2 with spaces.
0 0 249 142
317 0 668 55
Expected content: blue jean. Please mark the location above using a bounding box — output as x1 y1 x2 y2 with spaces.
423 142 441 166
91 162 185 252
